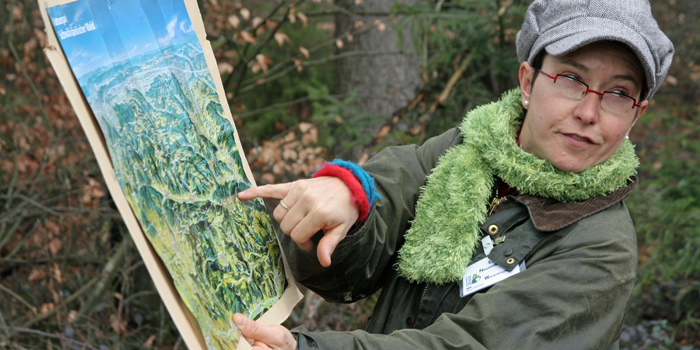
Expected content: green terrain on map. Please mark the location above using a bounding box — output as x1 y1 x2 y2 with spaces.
48 0 287 348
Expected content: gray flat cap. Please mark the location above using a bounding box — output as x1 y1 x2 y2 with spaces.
516 0 674 100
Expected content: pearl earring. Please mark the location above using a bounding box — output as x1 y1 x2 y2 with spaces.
523 100 529 106
625 135 629 140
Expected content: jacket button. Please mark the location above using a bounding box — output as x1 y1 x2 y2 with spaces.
488 225 499 235
506 258 515 265
504 249 513 256
406 317 415 326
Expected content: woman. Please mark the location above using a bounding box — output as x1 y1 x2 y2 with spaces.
234 0 674 348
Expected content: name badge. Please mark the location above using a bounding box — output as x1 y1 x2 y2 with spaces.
460 257 525 297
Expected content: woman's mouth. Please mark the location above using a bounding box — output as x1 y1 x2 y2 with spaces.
564 133 594 145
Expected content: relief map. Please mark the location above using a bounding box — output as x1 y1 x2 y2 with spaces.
47 0 286 348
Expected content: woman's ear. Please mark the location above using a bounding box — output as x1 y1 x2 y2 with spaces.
519 61 535 109
628 99 649 132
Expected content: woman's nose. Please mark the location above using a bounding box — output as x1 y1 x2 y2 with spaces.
573 92 602 124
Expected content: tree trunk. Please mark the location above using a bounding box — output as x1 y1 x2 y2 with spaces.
333 0 421 121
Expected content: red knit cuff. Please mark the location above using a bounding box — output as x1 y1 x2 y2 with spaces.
313 164 370 222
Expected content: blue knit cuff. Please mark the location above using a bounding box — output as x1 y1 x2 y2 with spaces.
327 159 381 209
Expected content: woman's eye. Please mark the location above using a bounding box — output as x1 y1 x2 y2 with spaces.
609 89 631 97
560 74 583 83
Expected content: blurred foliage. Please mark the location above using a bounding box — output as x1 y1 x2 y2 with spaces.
0 0 699 349
620 1 700 347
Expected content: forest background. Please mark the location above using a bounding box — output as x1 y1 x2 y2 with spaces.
1 0 698 349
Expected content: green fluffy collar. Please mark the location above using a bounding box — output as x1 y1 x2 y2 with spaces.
397 89 638 284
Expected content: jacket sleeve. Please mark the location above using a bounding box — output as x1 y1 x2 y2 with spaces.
279 128 463 303
292 202 638 350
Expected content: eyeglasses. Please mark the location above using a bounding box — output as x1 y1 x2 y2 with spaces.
536 69 641 115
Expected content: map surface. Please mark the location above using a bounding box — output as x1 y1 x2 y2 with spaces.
47 0 286 348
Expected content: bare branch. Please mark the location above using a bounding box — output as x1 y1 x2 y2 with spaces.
0 326 100 350
0 194 62 217
21 275 100 328
239 50 402 95
224 0 297 90
241 23 376 89
0 284 37 316
7 38 53 135
76 239 128 319
236 93 344 119
1 255 106 268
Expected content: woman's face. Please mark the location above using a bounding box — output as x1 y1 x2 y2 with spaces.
518 42 648 173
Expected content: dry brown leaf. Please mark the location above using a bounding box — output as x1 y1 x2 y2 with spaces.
28 268 47 282
284 132 295 142
293 58 304 72
39 303 54 315
110 314 127 334
317 22 335 32
299 122 313 133
377 21 386 33
354 20 365 30
252 17 264 28
45 220 60 236
274 32 290 46
48 238 62 257
34 28 47 47
272 162 287 175
302 131 318 145
240 8 250 20
144 335 157 349
335 39 344 49
299 46 310 58
255 54 272 73
358 152 369 165
228 15 240 29
262 173 275 183
409 124 424 136
375 125 391 139
282 149 297 161
218 62 233 74
24 38 38 53
238 31 256 44
347 34 354 43
266 19 278 30
52 262 63 283
665 75 678 86
355 0 364 5
297 12 308 27
256 25 266 36
68 310 78 323
288 13 296 24
298 149 308 160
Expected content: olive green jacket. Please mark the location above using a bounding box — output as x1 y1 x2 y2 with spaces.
282 128 638 350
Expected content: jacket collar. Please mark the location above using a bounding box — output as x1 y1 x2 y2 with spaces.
512 177 638 232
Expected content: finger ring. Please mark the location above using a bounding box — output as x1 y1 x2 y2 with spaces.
279 200 290 211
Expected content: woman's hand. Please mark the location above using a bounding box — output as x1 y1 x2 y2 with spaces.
233 313 296 350
237 176 360 267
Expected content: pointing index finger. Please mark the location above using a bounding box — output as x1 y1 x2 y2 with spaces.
237 183 291 201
